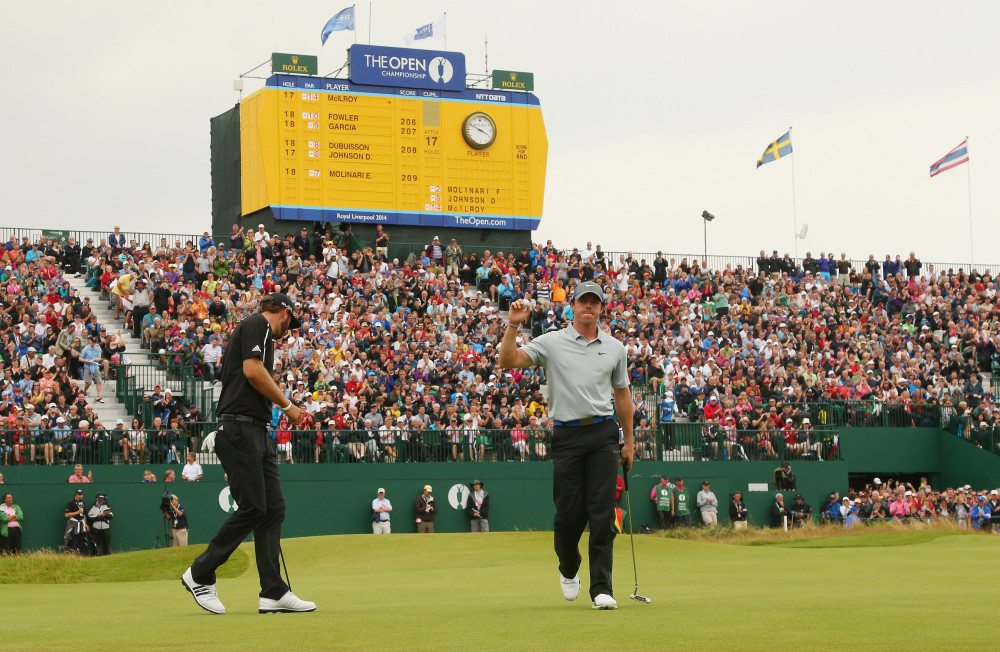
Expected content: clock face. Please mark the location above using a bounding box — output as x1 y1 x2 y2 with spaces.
463 112 497 149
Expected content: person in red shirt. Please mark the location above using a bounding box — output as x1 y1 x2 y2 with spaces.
615 474 625 509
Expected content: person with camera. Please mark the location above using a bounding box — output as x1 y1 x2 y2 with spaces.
87 492 113 555
773 461 796 490
789 494 813 528
729 491 749 530
165 494 188 546
415 485 437 533
371 488 392 534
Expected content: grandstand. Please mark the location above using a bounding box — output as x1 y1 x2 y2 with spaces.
2 225 1000 548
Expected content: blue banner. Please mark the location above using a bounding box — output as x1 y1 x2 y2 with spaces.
349 44 466 92
271 206 539 231
265 74 540 106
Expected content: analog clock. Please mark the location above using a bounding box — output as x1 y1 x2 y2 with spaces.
462 112 497 149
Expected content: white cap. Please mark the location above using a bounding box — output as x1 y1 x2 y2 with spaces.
116 419 124 425
377 487 385 493
873 477 881 484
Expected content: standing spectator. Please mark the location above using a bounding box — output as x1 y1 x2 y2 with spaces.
80 336 105 403
988 490 1000 533
228 224 245 251
770 493 790 529
371 488 392 534
181 453 203 482
650 476 674 530
165 494 189 546
672 477 692 526
445 238 463 277
199 231 215 253
415 484 437 533
131 278 151 339
789 494 813 528
64 236 82 276
466 479 490 532
108 226 126 254
696 480 719 526
729 491 748 530
373 225 389 258
427 236 444 266
64 488 89 554
1 492 24 555
86 492 113 556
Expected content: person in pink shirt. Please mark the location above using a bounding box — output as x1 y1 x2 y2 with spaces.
67 464 92 484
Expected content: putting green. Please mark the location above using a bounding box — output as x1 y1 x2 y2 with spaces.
1 530 996 650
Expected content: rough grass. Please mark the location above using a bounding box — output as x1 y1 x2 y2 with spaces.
654 518 967 547
0 544 248 584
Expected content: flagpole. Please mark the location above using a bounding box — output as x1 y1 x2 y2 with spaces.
966 136 974 268
444 12 447 51
353 4 357 44
789 125 799 258
368 2 372 44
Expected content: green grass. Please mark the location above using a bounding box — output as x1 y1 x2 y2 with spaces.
0 545 248 585
1 530 998 651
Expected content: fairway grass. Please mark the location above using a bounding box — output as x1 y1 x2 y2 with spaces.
2 530 997 651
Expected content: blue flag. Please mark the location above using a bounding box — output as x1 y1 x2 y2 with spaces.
321 6 355 45
756 130 793 168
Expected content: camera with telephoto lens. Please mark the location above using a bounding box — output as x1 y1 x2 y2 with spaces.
159 493 172 516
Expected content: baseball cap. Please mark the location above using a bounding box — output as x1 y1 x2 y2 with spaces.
794 494 803 500
674 476 683 482
115 418 124 425
377 487 385 494
266 292 301 330
873 477 882 484
74 488 83 495
701 480 710 486
97 492 107 501
572 281 604 303
424 484 433 492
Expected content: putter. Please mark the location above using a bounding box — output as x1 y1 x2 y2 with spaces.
622 464 652 603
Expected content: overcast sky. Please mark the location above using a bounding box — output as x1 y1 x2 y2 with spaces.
3 2 998 267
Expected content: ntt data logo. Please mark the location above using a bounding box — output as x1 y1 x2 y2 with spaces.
428 57 454 84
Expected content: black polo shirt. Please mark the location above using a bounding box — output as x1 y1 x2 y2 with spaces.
216 312 275 423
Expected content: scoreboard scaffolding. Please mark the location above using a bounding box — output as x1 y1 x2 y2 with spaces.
240 72 547 231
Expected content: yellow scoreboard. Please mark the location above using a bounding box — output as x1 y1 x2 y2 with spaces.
240 75 547 230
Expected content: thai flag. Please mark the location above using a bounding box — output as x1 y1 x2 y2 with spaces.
929 139 969 177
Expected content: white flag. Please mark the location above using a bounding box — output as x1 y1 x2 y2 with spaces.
405 15 446 46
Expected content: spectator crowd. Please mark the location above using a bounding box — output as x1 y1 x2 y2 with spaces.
2 224 1000 466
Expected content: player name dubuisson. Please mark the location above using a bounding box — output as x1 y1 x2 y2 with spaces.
324 94 370 176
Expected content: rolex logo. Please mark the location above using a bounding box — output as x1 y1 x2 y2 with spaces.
292 55 299 64
510 72 516 81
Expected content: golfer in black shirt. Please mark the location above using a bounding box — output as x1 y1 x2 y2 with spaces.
181 293 316 615
499 281 634 610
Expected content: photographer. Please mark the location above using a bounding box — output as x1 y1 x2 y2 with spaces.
789 494 813 528
773 461 796 491
164 494 189 546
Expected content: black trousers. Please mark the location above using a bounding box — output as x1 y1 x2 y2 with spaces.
551 419 618 600
191 421 288 599
91 528 111 555
132 305 149 338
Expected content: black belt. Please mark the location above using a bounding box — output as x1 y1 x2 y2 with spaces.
218 414 270 428
551 415 615 427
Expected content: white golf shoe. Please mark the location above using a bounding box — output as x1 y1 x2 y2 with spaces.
259 591 317 614
181 567 225 615
593 593 618 610
560 573 581 601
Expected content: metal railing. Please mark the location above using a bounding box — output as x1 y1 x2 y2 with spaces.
115 363 216 426
1 426 842 467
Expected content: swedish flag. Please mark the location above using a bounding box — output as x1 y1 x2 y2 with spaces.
756 130 793 168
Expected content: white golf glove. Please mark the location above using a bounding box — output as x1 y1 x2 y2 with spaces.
202 430 217 453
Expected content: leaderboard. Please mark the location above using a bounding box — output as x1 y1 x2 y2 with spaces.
240 75 548 231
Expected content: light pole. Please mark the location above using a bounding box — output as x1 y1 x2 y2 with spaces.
701 210 715 262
